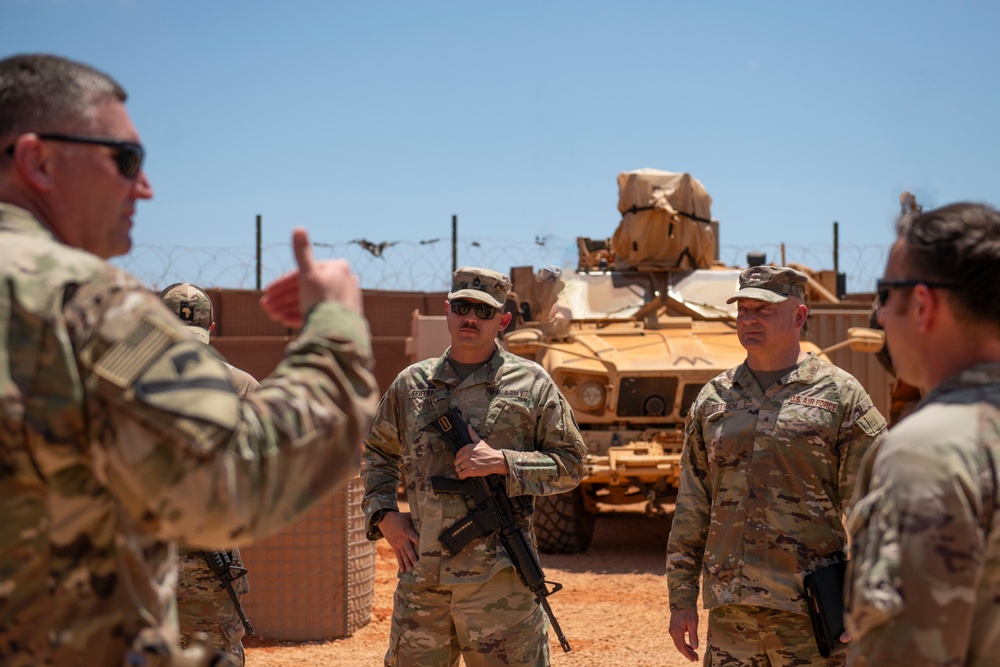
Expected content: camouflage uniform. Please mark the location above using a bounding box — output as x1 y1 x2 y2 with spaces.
846 363 1000 666
225 365 258 398
667 352 886 665
0 203 378 666
160 283 259 665
175 546 251 665
362 341 586 667
175 369 256 665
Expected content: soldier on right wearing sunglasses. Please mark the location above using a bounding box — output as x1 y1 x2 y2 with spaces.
361 266 586 666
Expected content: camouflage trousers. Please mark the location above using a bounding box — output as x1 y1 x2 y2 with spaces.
178 600 246 666
386 567 549 667
705 604 845 667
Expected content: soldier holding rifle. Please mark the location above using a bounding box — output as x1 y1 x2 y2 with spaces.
160 282 257 666
362 266 586 667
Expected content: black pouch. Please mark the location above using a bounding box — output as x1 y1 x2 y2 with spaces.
803 560 848 657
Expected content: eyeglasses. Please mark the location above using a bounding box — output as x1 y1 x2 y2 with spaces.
876 279 960 305
4 133 145 179
449 300 498 320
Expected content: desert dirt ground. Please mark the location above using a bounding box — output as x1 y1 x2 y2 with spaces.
244 503 709 666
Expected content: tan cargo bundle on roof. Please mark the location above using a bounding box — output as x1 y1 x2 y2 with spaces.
611 168 716 270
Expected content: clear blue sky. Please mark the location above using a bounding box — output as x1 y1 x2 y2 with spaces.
4 1 998 292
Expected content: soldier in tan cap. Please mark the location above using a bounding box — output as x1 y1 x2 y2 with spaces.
361 266 586 666
160 282 257 396
160 282 256 665
667 265 886 665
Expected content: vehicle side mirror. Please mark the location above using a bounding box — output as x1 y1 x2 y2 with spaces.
821 327 885 355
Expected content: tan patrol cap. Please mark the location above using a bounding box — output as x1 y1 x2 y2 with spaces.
448 266 512 308
159 282 214 343
726 266 808 304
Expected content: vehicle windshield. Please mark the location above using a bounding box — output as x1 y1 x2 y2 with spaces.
667 269 740 319
556 269 740 321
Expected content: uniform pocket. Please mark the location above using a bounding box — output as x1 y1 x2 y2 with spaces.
484 398 533 451
385 615 404 667
499 604 548 665
846 488 904 638
855 404 887 438
409 426 456 481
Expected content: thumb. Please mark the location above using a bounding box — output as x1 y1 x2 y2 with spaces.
292 227 314 274
466 425 481 443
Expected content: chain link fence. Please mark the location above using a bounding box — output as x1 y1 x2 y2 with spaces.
114 235 890 296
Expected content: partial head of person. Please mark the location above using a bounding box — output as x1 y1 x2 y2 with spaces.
727 265 809 365
0 53 153 259
445 266 513 361
878 202 1000 389
159 282 215 343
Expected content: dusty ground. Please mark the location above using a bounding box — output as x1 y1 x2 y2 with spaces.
244 503 708 666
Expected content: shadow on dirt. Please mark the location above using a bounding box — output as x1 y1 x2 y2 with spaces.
540 503 676 575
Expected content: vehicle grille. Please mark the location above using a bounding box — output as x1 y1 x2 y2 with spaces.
617 377 678 417
680 383 704 417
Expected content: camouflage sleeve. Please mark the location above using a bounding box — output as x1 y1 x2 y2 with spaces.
846 436 983 665
501 381 586 498
836 385 887 518
227 364 260 398
360 382 405 540
666 404 711 611
66 271 379 547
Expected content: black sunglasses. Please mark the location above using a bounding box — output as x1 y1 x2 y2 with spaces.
876 279 960 305
450 300 498 320
4 133 145 179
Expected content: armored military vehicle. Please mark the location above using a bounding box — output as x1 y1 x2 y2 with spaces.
506 169 836 553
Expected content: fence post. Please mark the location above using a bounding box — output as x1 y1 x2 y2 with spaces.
833 220 839 273
451 214 457 274
256 214 262 290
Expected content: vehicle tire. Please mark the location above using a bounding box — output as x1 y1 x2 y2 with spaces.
532 488 595 554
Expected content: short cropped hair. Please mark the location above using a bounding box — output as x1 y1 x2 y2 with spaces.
897 202 1000 330
0 54 126 145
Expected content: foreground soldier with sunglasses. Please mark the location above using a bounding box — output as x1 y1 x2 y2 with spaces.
846 203 1000 665
0 54 379 666
361 266 586 666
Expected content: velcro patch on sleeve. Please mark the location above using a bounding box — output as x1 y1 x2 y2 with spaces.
94 315 241 434
133 342 240 431
853 395 874 418
94 317 176 389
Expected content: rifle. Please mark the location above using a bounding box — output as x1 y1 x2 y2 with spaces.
427 409 572 652
200 550 255 637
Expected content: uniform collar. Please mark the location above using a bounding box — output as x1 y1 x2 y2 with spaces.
734 351 818 390
0 202 59 242
921 362 1000 407
432 341 506 386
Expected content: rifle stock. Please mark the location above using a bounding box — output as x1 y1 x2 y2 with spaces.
428 409 572 652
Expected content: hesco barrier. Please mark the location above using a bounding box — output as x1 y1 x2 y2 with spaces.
205 288 447 393
239 477 375 641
